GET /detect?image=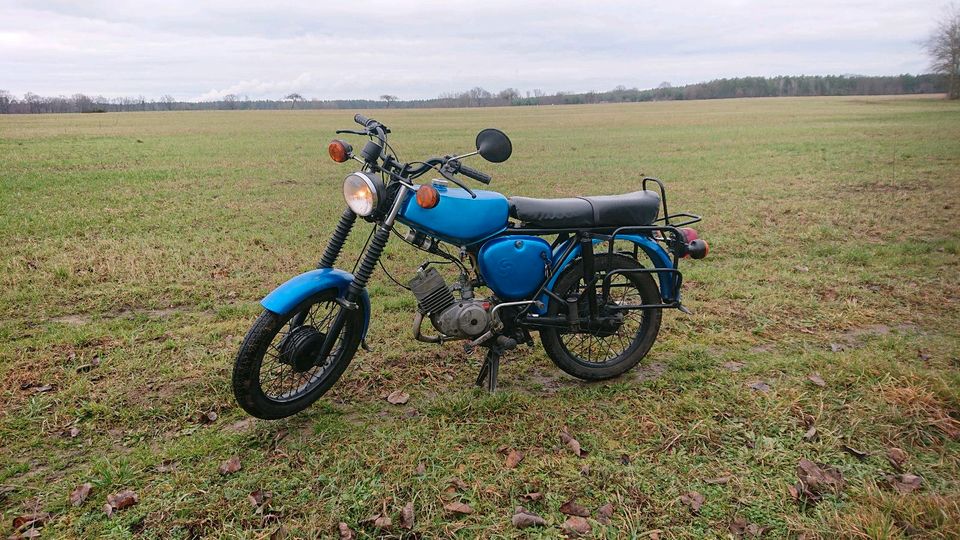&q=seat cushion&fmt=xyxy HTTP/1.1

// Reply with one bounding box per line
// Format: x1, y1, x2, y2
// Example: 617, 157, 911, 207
508, 190, 660, 228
